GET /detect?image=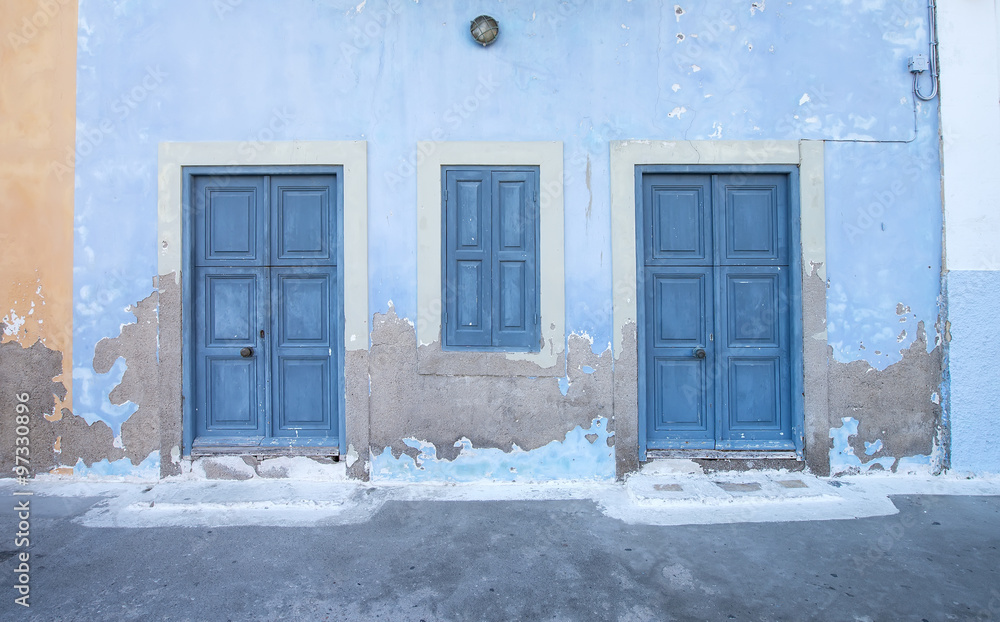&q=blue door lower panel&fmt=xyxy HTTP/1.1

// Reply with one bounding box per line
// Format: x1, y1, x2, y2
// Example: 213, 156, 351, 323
643, 266, 715, 448
193, 267, 268, 443
270, 267, 337, 442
